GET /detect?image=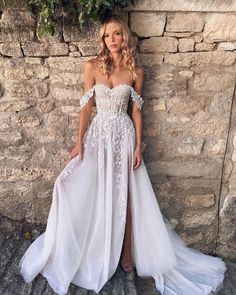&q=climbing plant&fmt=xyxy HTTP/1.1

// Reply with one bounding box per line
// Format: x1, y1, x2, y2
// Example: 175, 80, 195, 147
25, 0, 135, 38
